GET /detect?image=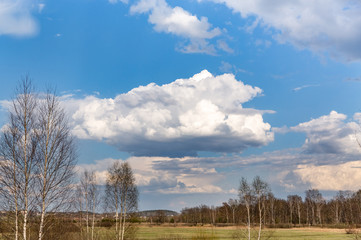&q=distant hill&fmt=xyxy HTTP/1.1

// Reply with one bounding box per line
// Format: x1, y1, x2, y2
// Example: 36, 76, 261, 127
138, 210, 179, 217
